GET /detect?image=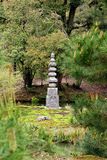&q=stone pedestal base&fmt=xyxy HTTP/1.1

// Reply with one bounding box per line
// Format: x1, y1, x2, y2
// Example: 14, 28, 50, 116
46, 88, 59, 108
